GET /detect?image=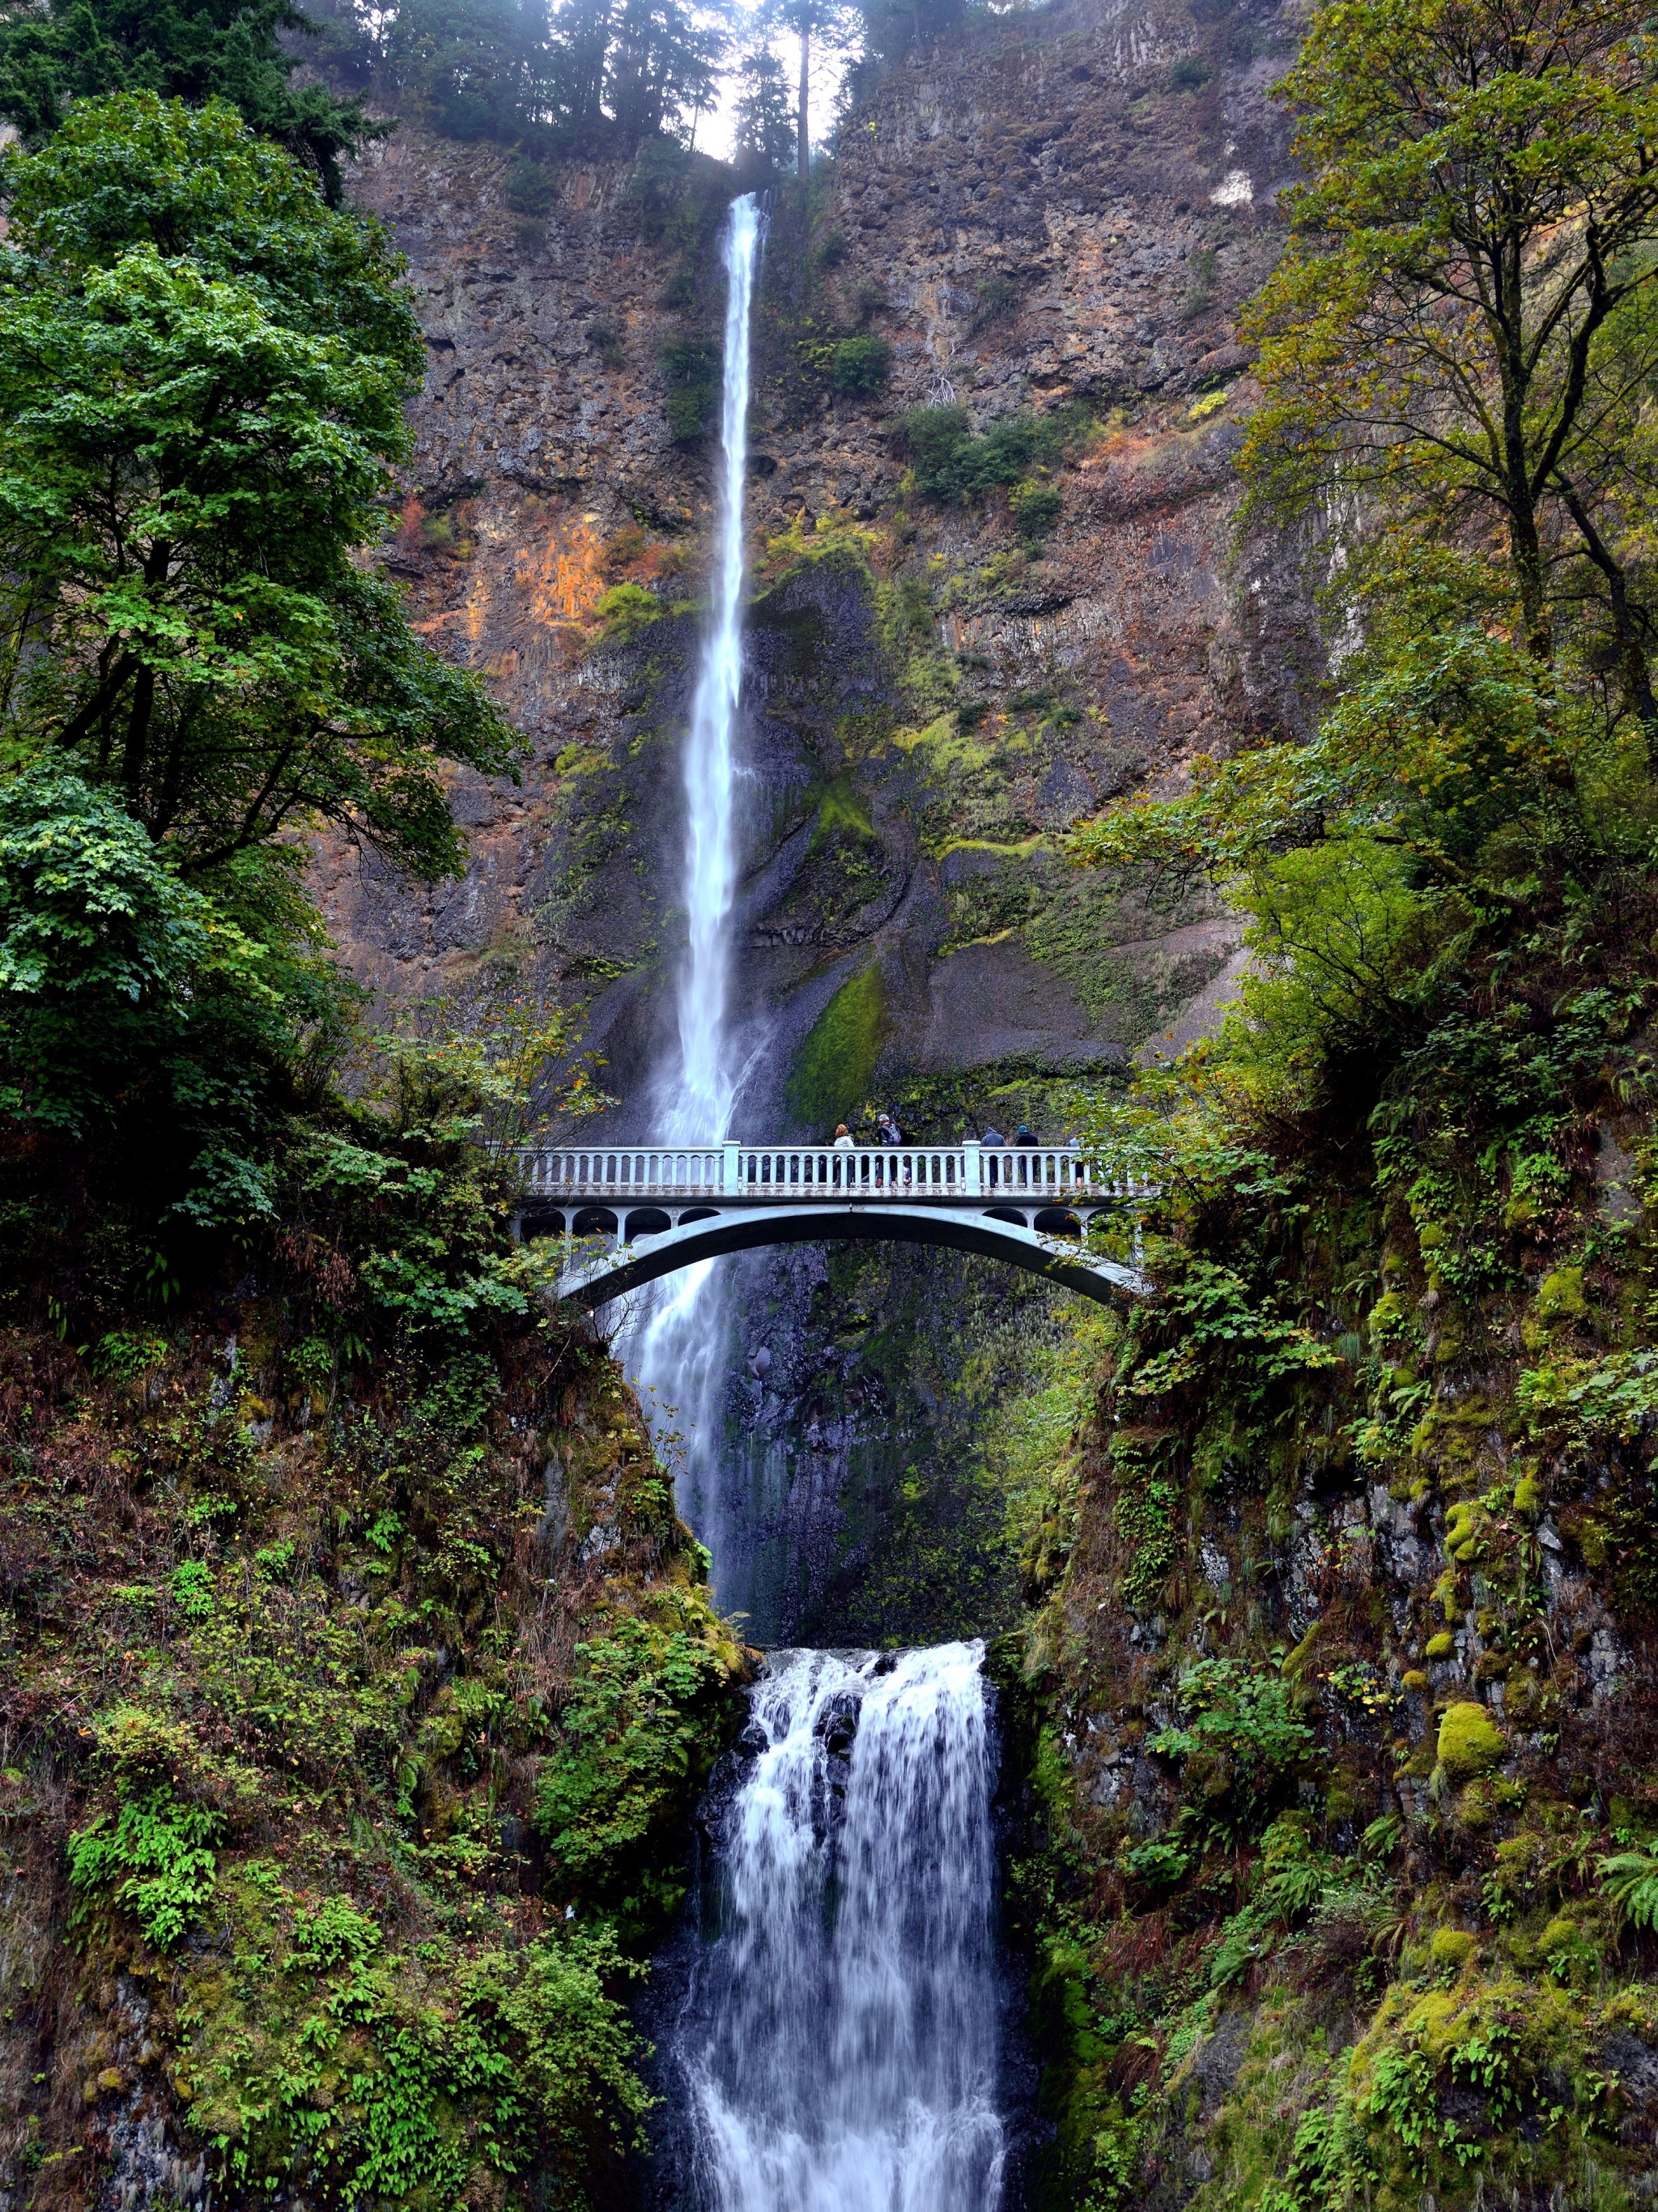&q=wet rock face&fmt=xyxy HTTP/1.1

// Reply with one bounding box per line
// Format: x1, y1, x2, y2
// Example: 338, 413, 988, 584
325, 0, 1318, 1080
